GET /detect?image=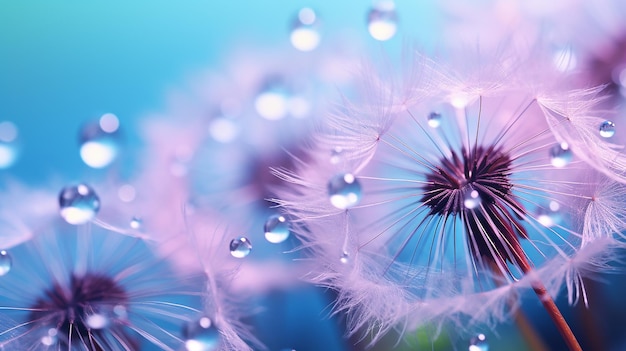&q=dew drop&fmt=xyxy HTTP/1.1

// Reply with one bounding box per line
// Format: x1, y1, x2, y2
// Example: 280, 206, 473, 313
328, 173, 362, 209
367, 1, 398, 41
59, 183, 100, 225
184, 316, 220, 351
549, 142, 573, 168
427, 112, 442, 128
79, 114, 120, 168
0, 250, 12, 276
468, 333, 488, 351
230, 237, 252, 258
463, 189, 481, 209
264, 215, 290, 244
599, 120, 615, 138
536, 201, 561, 227
255, 81, 290, 121
130, 217, 143, 229
40, 328, 58, 346
340, 251, 350, 264
290, 8, 321, 52
86, 312, 109, 329
330, 147, 344, 164
0, 121, 19, 169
